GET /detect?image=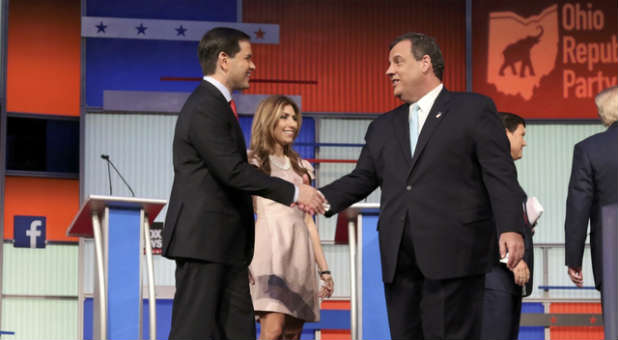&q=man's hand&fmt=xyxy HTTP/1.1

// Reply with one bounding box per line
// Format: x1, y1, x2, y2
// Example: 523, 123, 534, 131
296, 184, 326, 215
511, 260, 530, 286
568, 267, 584, 287
499, 231, 524, 269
